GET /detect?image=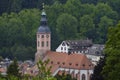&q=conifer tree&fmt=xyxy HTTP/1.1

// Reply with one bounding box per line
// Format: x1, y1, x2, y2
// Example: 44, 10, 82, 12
91, 56, 105, 80
7, 58, 21, 78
